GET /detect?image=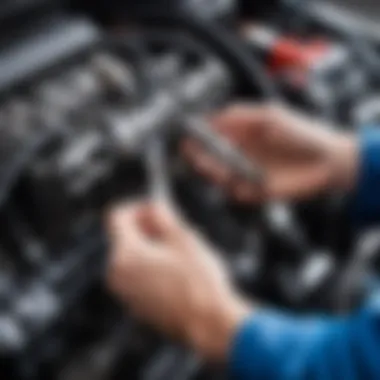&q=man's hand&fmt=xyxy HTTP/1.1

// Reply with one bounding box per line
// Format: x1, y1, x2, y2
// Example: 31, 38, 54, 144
107, 201, 250, 361
183, 104, 359, 203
